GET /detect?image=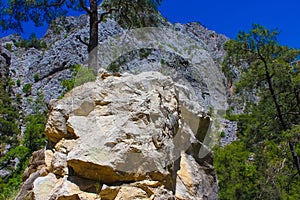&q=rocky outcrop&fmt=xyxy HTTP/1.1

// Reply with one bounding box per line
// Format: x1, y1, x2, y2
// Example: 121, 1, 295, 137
17, 71, 217, 199
0, 10, 229, 114
0, 47, 11, 83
